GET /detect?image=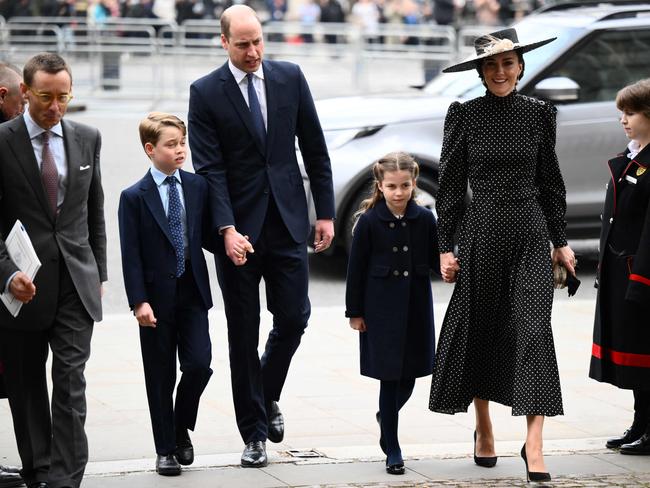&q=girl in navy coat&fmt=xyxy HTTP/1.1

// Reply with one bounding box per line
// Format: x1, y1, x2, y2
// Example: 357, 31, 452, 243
345, 152, 439, 475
